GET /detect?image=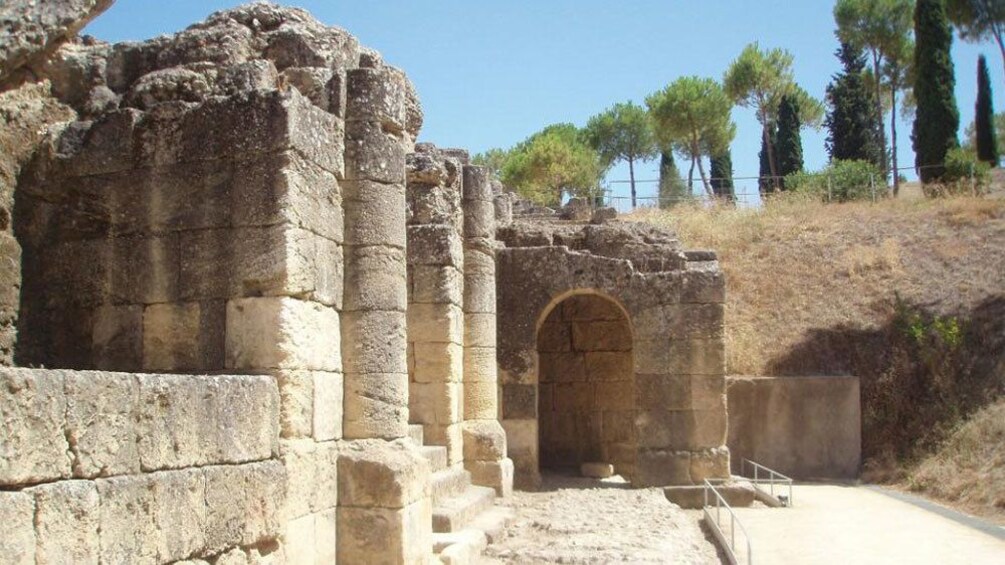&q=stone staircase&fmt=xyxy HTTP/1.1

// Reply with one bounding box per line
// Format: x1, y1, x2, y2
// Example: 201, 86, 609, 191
408, 425, 514, 564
